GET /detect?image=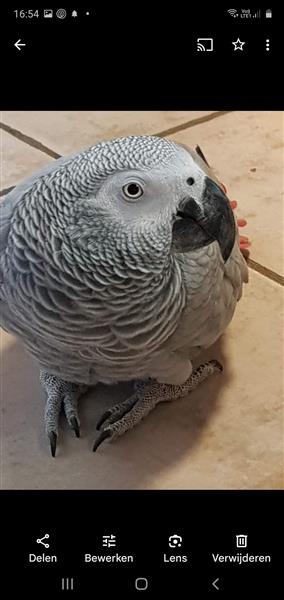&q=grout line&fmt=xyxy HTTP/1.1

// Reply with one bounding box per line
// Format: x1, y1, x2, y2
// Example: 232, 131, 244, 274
154, 110, 234, 138
0, 110, 232, 196
247, 258, 284, 286
0, 122, 61, 159
0, 111, 233, 165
